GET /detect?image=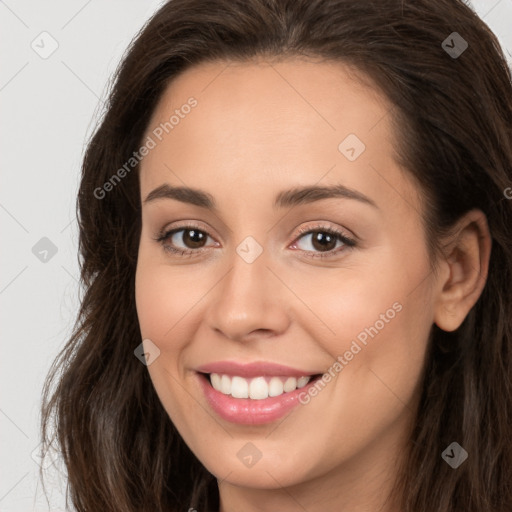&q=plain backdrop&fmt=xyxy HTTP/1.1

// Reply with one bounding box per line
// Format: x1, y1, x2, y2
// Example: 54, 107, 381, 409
1, 1, 511, 510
